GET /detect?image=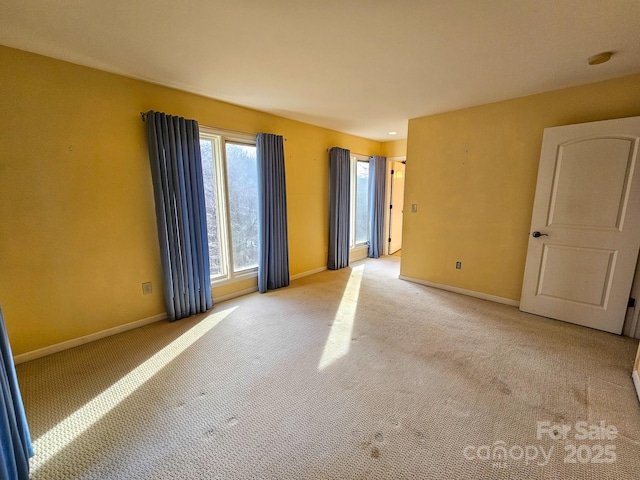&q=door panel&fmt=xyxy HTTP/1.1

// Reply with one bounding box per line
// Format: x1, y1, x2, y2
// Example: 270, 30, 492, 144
536, 245, 615, 306
549, 138, 634, 229
520, 116, 640, 334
